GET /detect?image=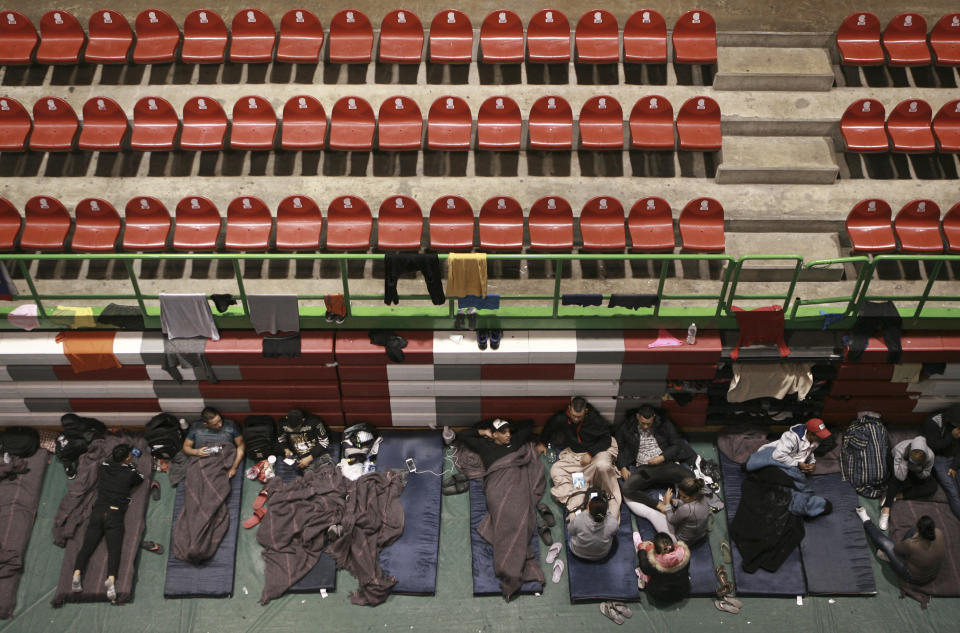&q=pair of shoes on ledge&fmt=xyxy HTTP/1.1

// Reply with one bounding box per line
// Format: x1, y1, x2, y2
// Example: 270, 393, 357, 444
477, 329, 503, 350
